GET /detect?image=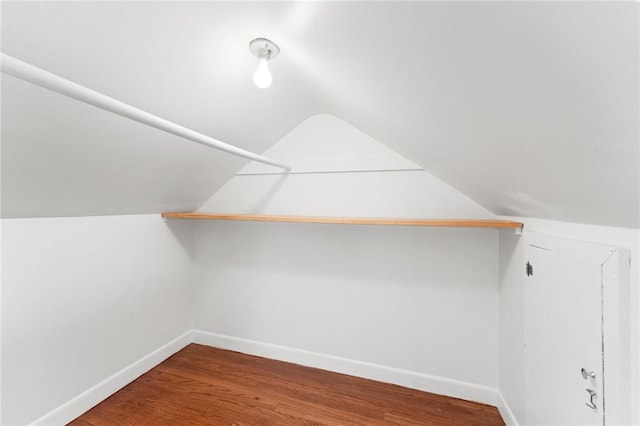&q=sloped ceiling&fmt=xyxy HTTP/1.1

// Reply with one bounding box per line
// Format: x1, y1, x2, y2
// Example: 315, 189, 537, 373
1, 2, 638, 227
